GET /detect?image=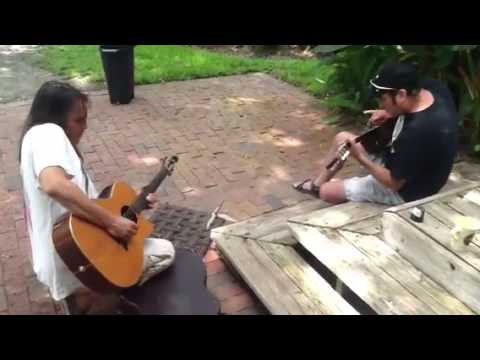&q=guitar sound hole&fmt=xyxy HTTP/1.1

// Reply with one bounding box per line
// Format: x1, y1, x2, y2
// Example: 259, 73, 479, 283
121, 206, 138, 223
